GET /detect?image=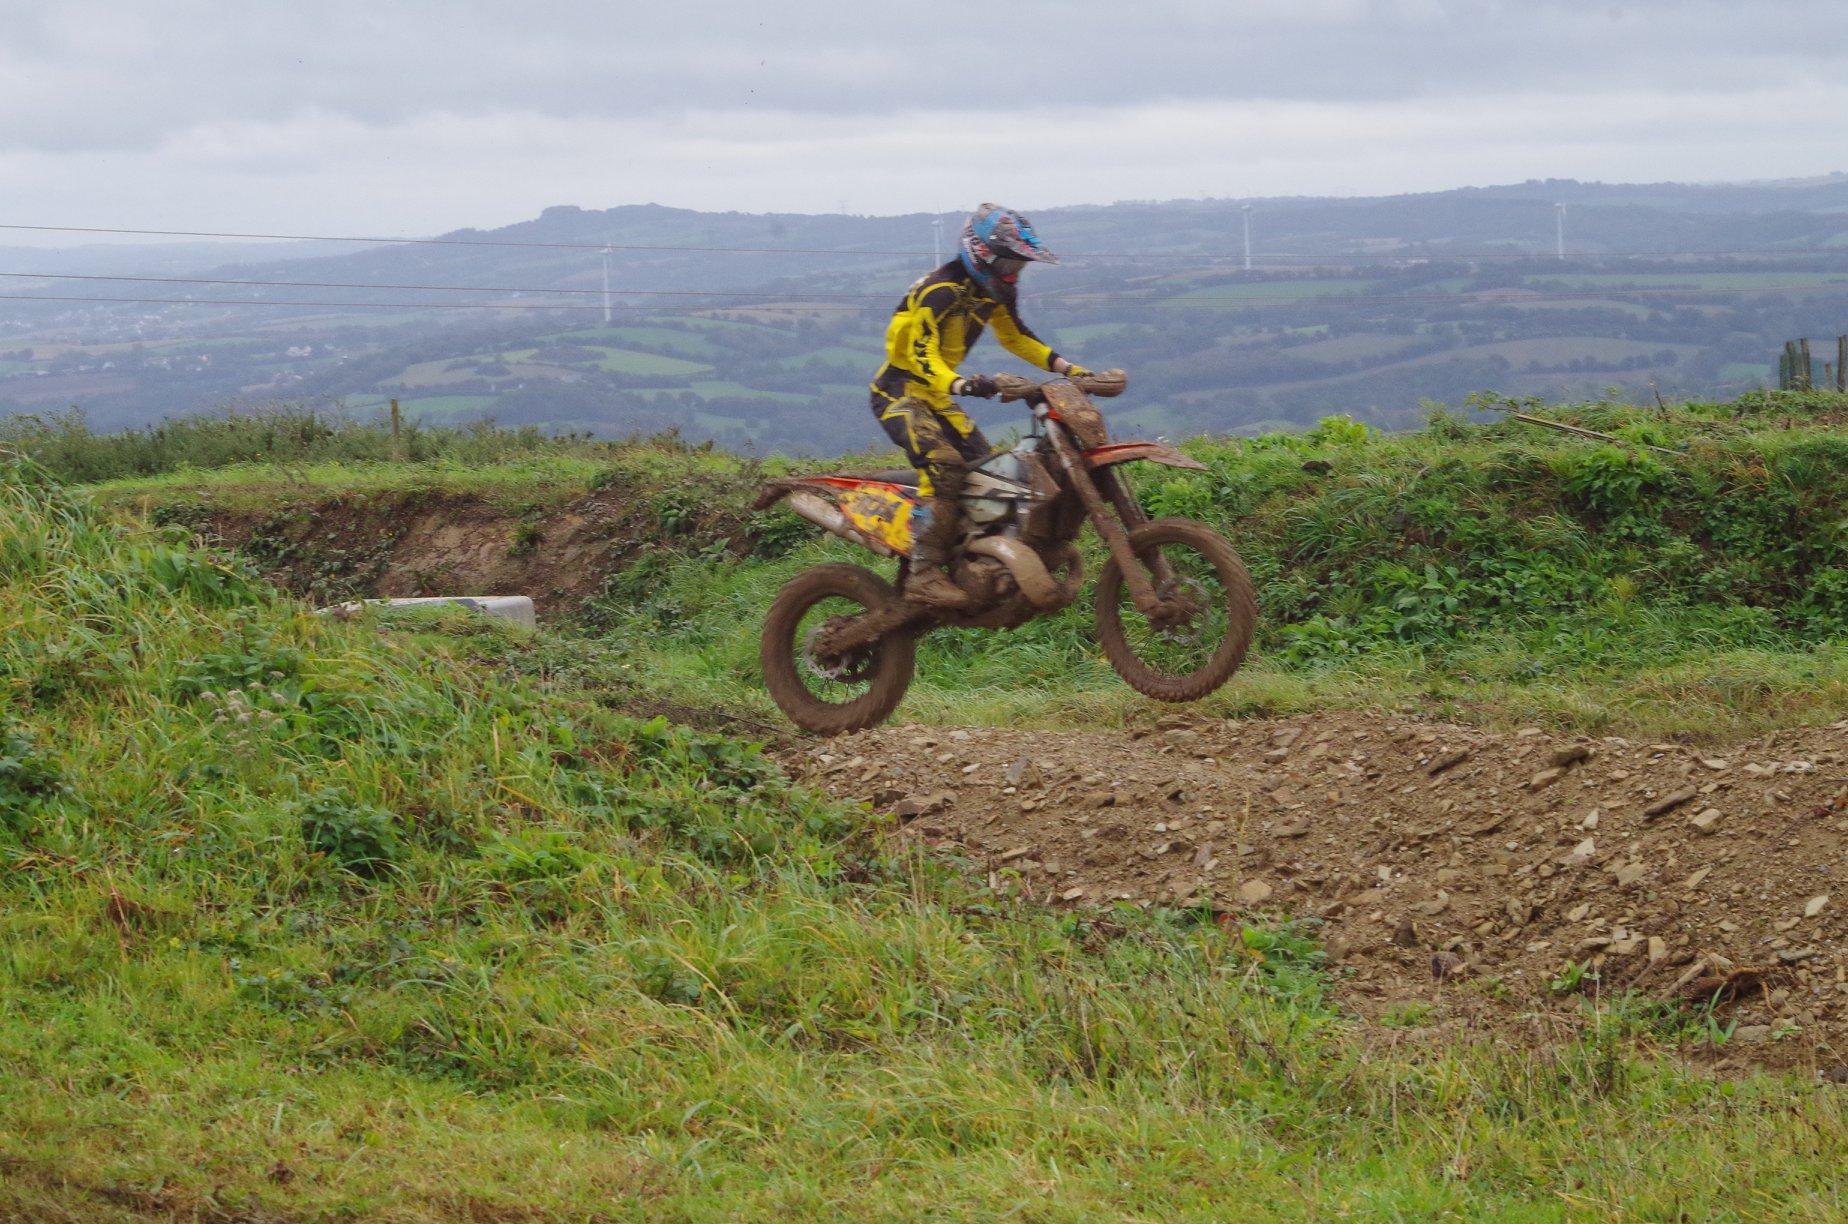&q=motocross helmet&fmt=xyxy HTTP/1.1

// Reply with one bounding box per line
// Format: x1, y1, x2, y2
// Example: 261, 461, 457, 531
960, 203, 1058, 292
